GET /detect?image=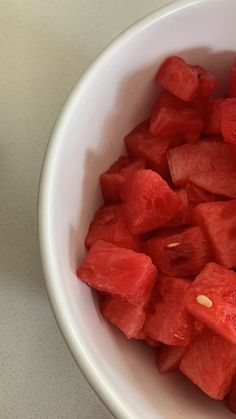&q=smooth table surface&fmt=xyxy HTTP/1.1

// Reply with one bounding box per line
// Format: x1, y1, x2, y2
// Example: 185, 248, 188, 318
0, 1, 171, 418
